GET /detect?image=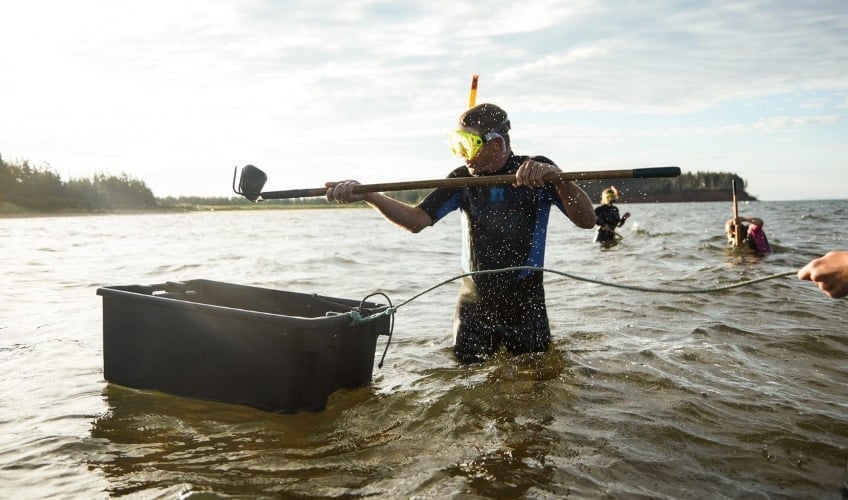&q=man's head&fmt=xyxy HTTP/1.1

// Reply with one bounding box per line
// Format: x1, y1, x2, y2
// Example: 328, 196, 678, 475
458, 103, 511, 136
449, 103, 512, 174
